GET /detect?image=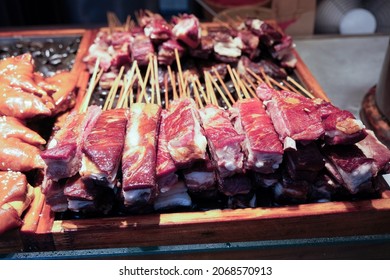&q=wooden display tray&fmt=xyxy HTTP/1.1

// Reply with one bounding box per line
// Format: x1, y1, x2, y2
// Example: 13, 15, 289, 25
1, 26, 389, 255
